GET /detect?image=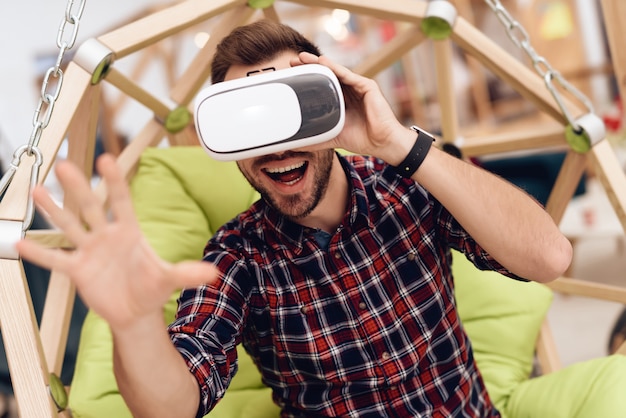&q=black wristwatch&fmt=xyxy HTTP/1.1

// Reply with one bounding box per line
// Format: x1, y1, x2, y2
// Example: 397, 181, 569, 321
393, 125, 435, 178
